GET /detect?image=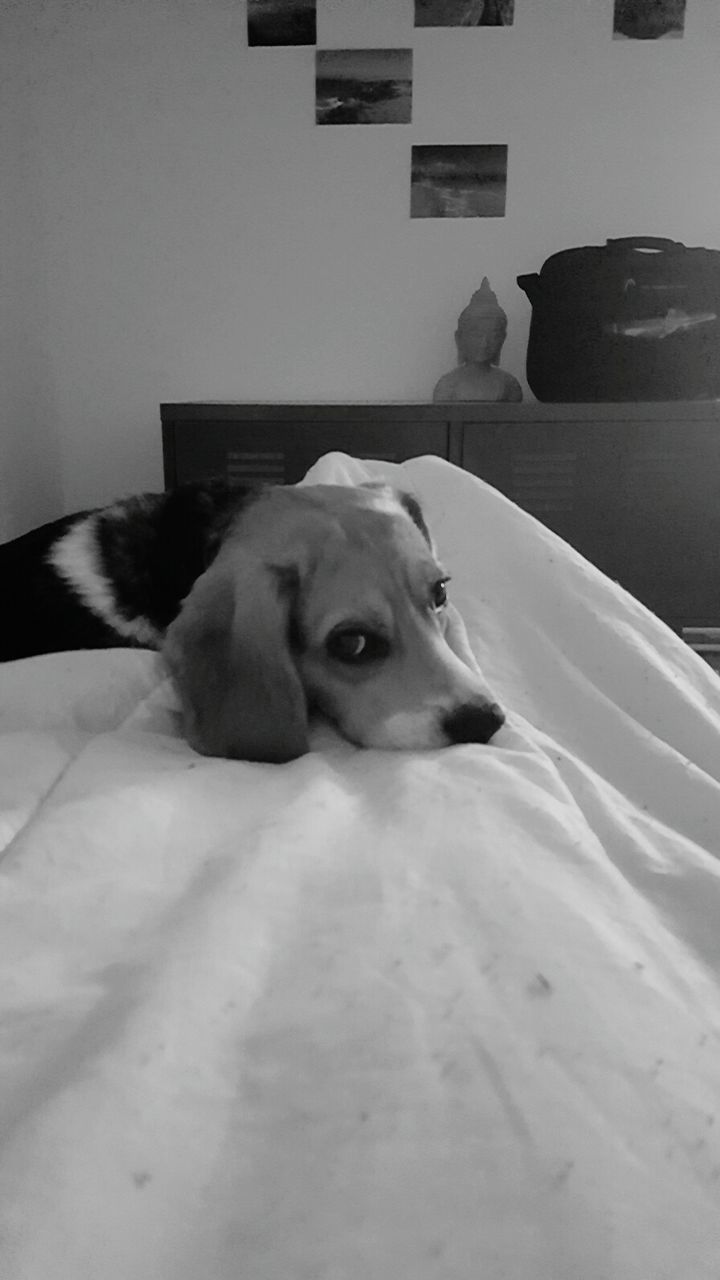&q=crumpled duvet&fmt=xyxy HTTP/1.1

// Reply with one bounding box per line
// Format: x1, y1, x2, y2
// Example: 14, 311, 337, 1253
1, 452, 719, 1280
